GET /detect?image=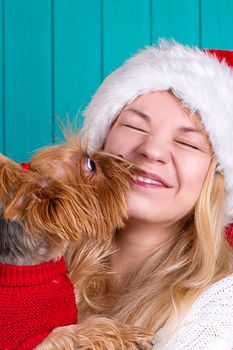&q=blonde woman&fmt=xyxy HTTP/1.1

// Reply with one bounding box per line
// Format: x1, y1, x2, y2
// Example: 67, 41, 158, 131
78, 41, 233, 349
